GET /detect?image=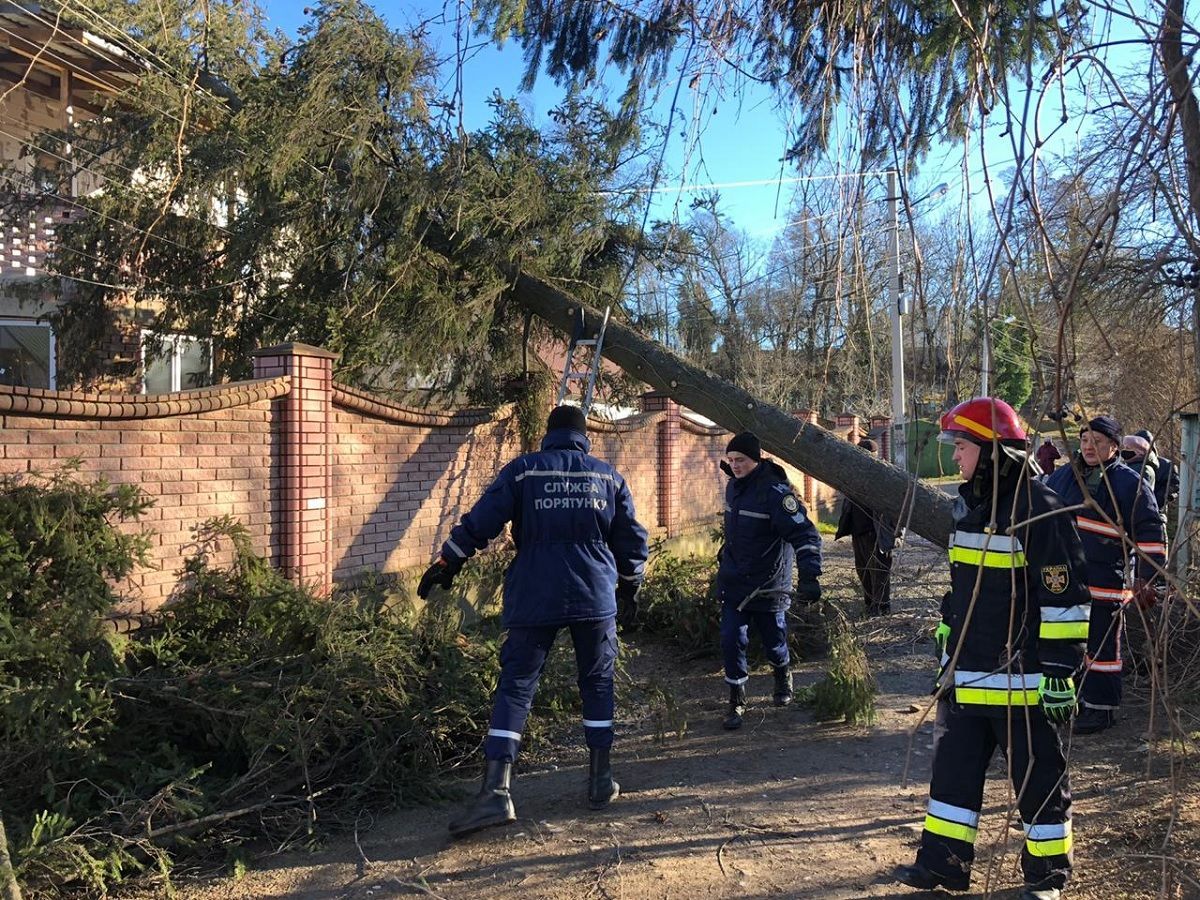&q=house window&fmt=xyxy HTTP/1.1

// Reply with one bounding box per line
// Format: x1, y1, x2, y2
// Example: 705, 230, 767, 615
0, 319, 55, 389
141, 331, 212, 393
